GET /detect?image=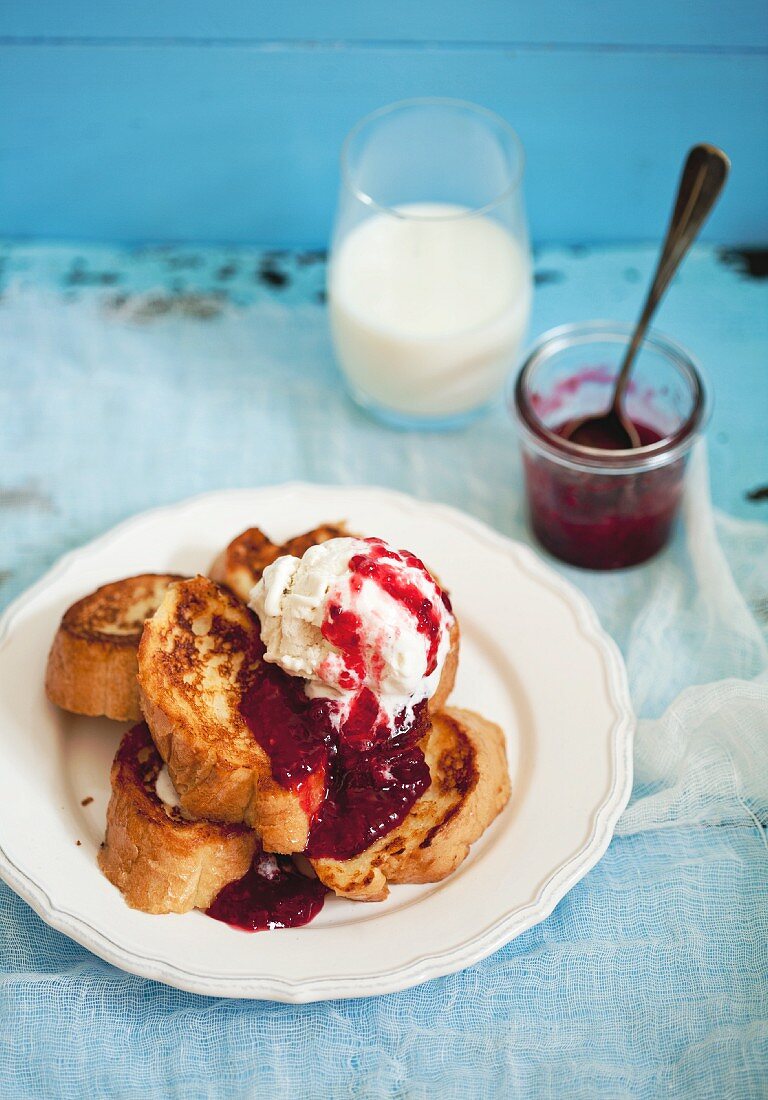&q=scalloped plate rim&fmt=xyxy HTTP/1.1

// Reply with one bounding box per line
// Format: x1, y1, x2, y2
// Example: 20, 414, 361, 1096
0, 484, 634, 1002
